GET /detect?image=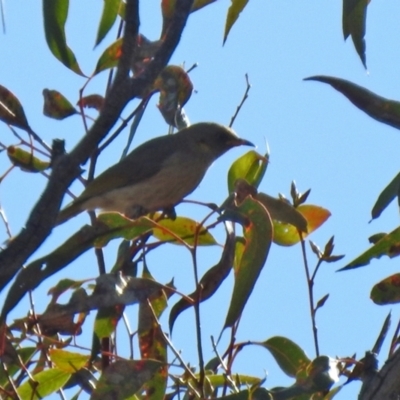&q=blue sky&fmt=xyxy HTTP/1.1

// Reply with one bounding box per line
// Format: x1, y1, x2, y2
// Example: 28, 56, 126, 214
1, 1, 400, 399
